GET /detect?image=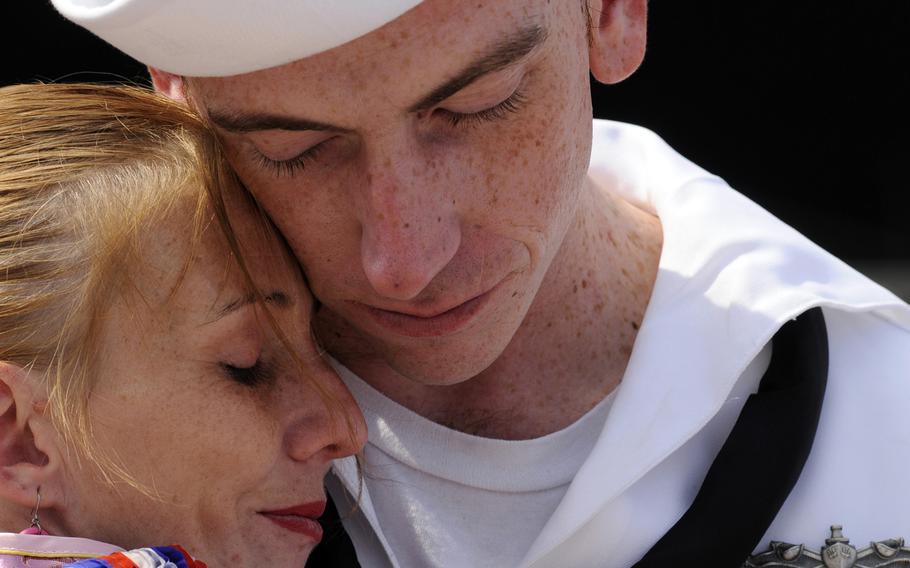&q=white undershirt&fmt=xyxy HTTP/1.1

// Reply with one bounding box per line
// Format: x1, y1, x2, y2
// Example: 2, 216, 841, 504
334, 364, 617, 568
